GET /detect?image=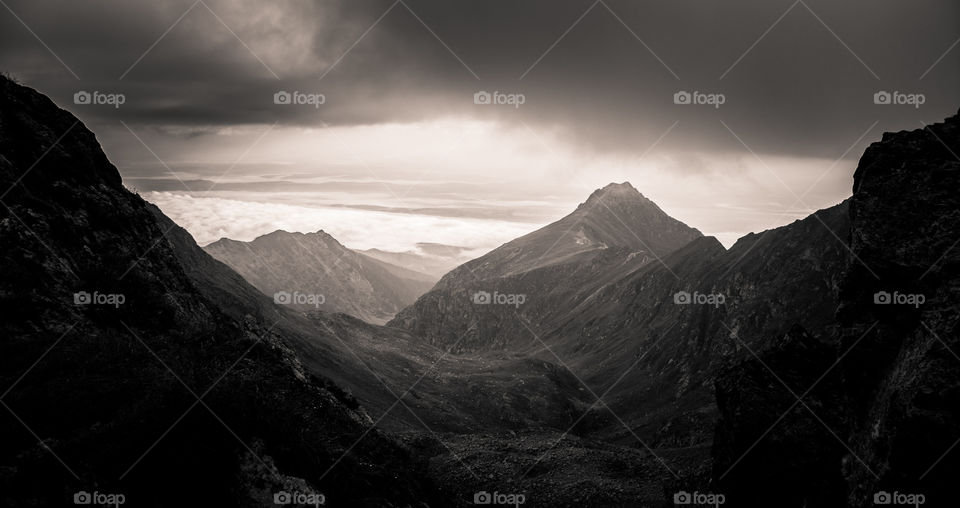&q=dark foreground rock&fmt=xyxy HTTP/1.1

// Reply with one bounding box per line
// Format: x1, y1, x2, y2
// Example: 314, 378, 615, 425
0, 74, 446, 506
712, 111, 960, 507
